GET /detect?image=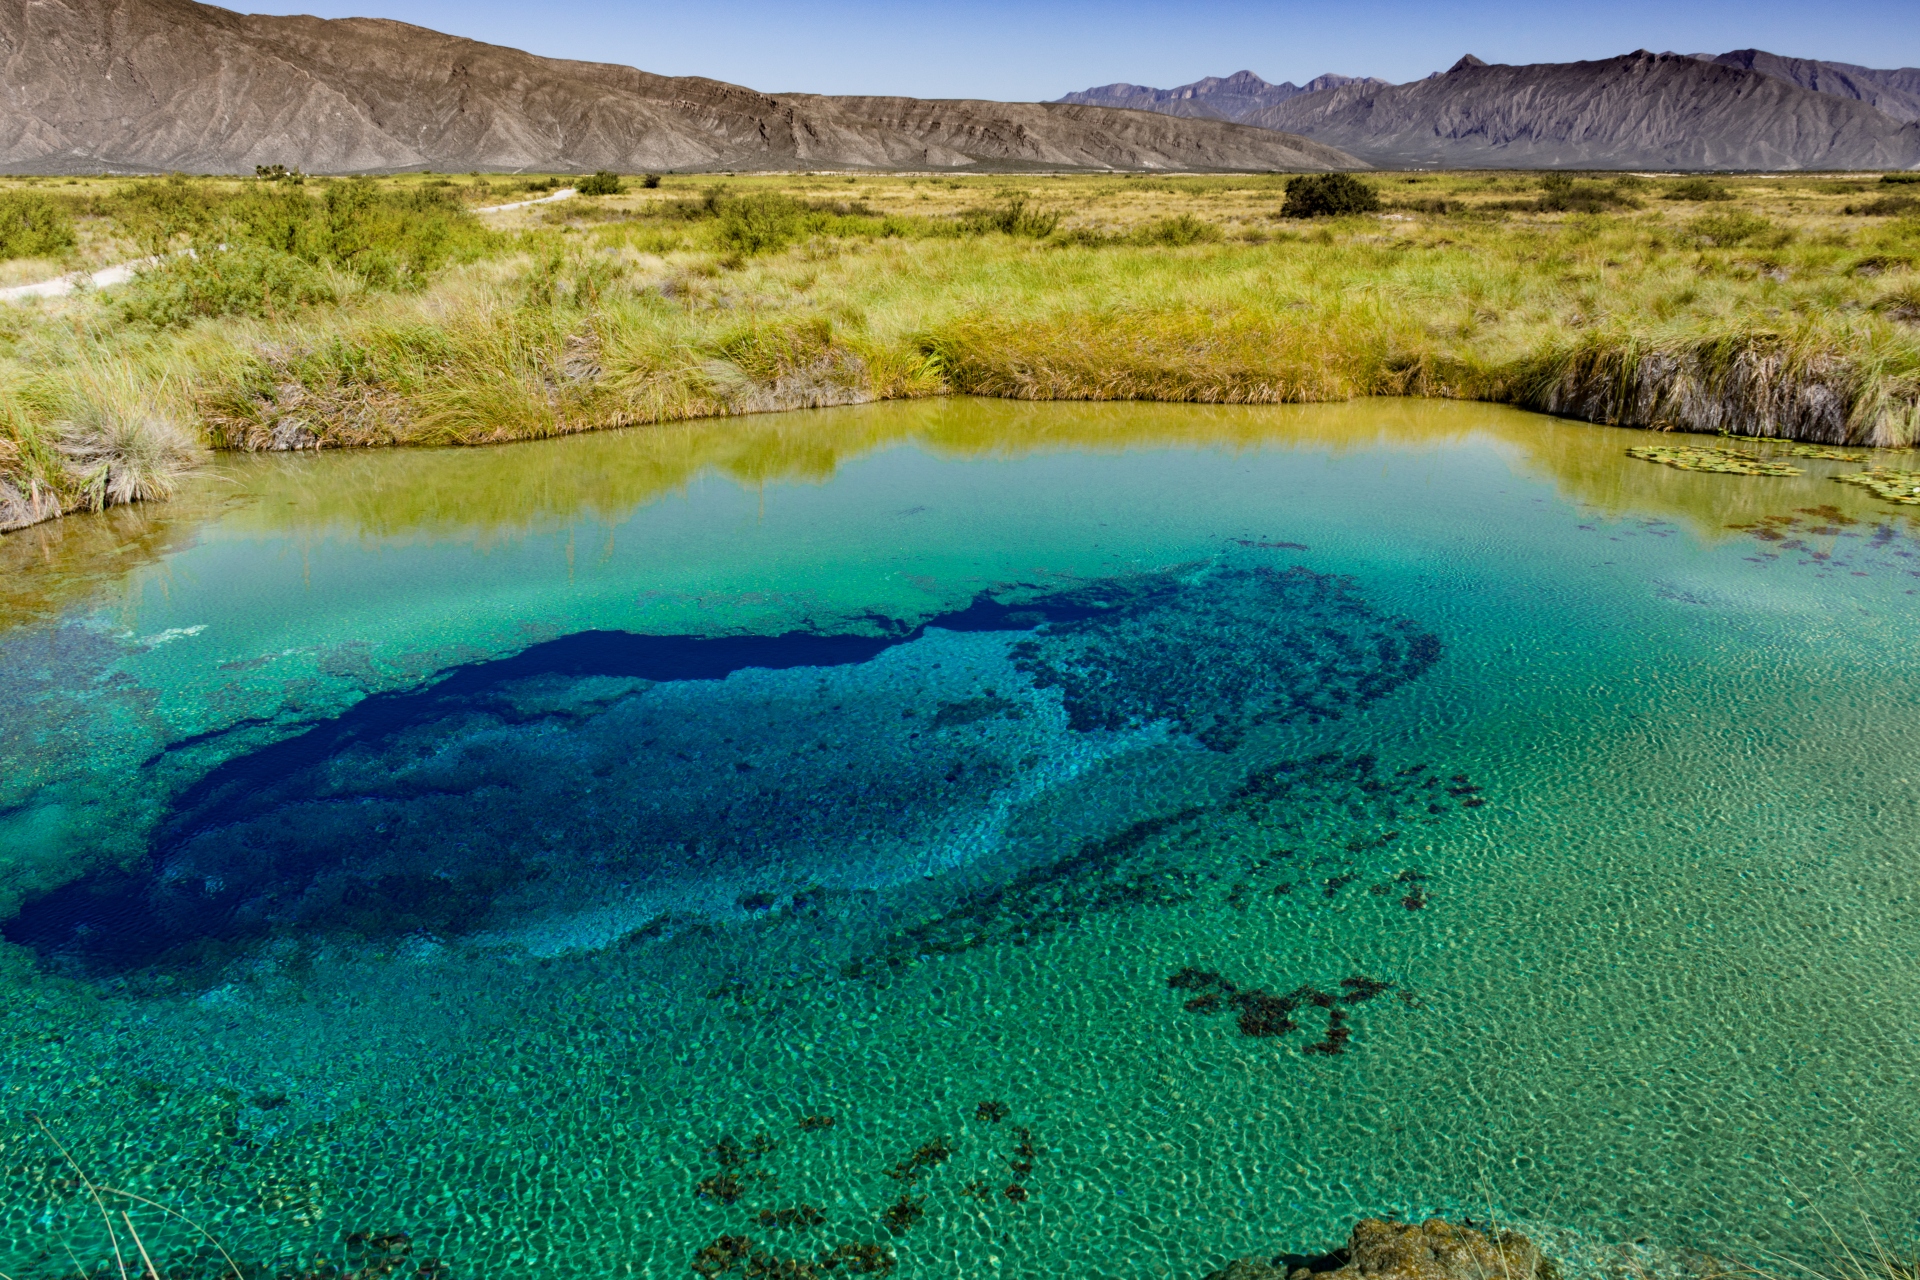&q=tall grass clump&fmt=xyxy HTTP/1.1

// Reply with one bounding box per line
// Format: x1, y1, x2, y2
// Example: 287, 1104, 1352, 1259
47, 366, 201, 508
